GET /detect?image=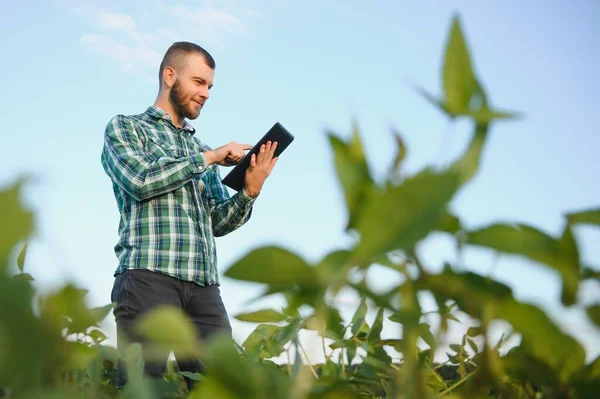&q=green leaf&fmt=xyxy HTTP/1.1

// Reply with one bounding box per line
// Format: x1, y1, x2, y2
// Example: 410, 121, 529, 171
442, 15, 476, 113
41, 285, 111, 335
466, 326, 484, 337
0, 178, 34, 268
351, 297, 368, 336
192, 334, 257, 398
234, 309, 287, 323
315, 249, 352, 290
417, 265, 513, 319
466, 336, 478, 353
492, 299, 586, 382
352, 168, 461, 263
367, 307, 384, 344
567, 208, 600, 227
413, 84, 451, 116
389, 309, 420, 326
274, 317, 301, 347
88, 329, 108, 344
448, 122, 489, 187
224, 246, 316, 288
327, 123, 374, 230
465, 108, 522, 123
16, 242, 27, 272
586, 304, 600, 327
582, 266, 600, 281
134, 305, 200, 359
464, 223, 580, 305
389, 127, 407, 176
12, 272, 34, 282
242, 324, 283, 359
418, 323, 437, 348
